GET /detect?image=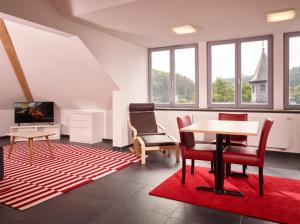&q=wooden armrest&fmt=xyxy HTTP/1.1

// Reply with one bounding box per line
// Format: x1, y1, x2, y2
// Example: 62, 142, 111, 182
168, 134, 179, 144
128, 120, 137, 138
157, 123, 166, 133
